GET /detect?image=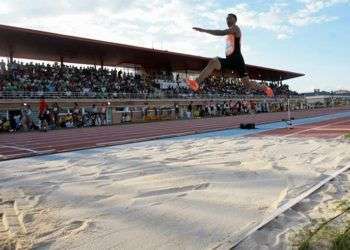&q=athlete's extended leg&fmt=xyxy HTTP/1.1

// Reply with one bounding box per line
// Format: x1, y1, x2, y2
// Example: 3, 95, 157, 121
241, 76, 258, 90
197, 57, 221, 84
241, 76, 274, 97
